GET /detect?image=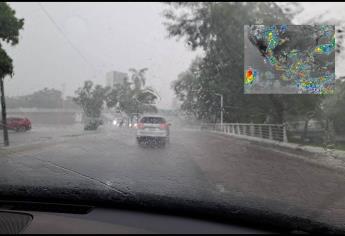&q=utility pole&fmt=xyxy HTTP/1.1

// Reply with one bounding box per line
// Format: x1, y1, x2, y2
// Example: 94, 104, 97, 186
61, 83, 66, 110
0, 78, 9, 146
215, 93, 223, 129
136, 99, 139, 125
